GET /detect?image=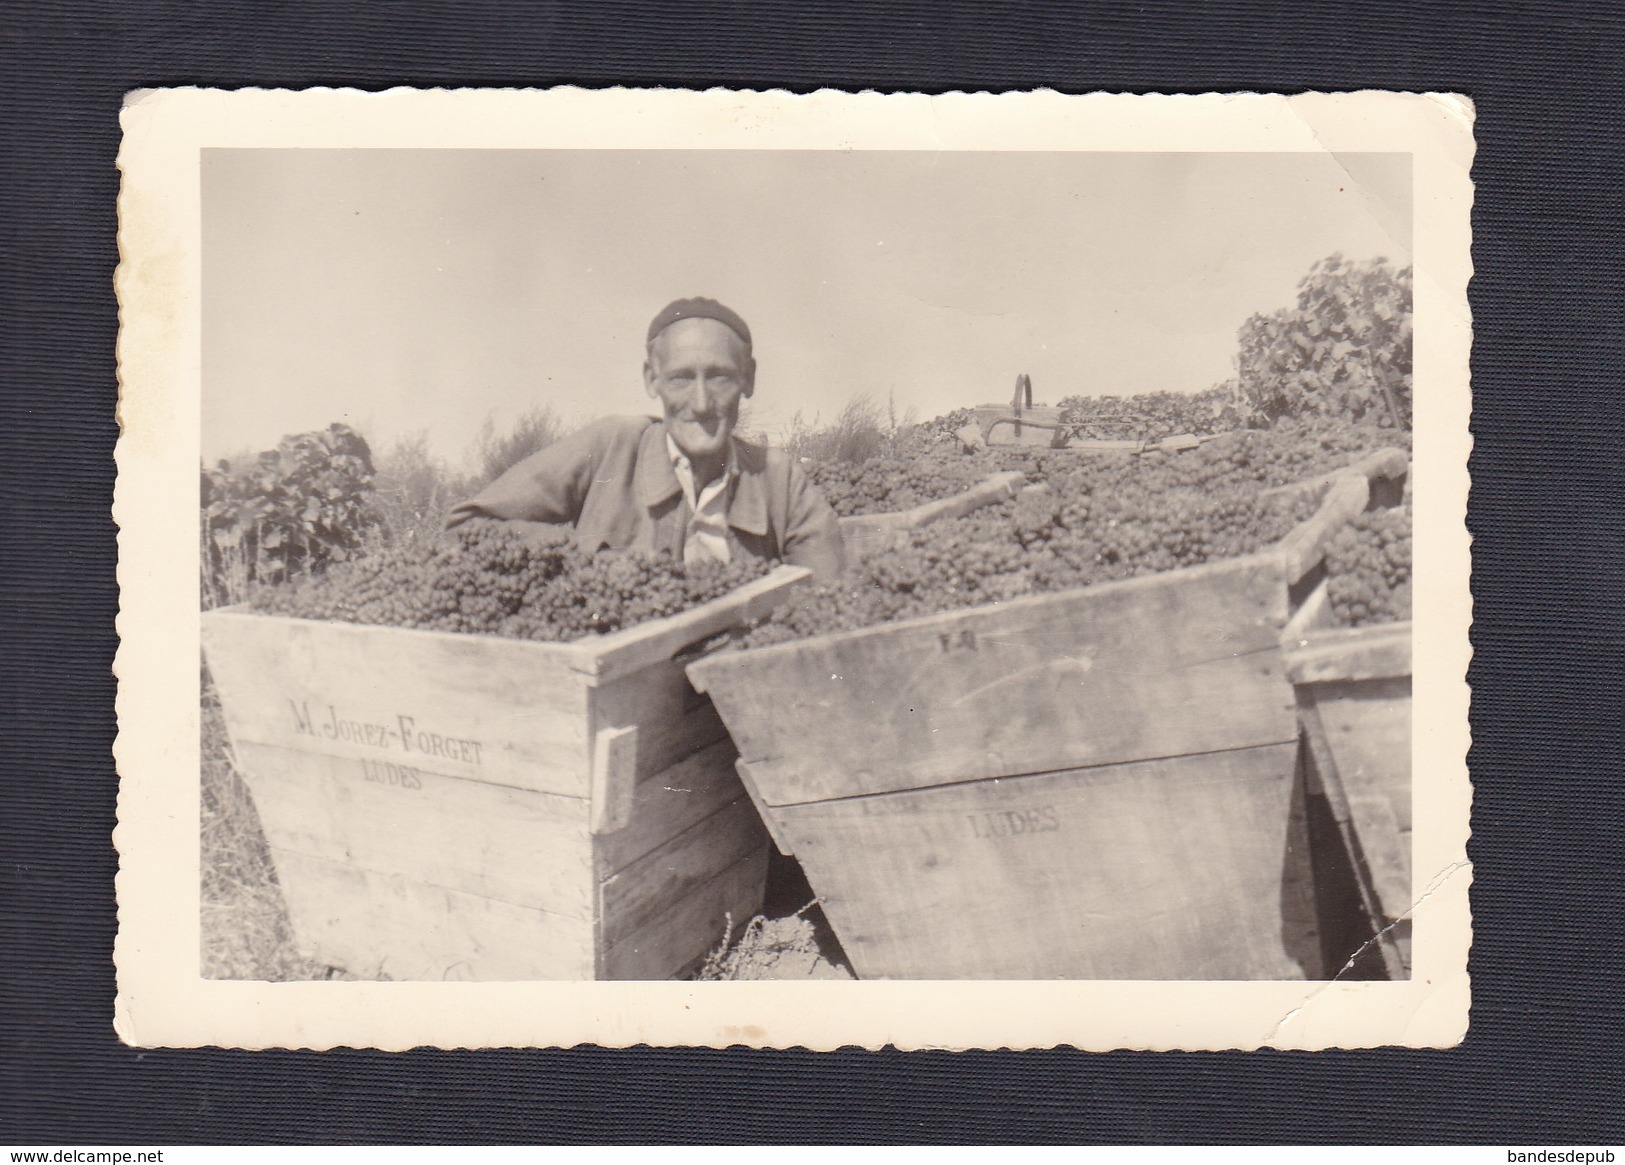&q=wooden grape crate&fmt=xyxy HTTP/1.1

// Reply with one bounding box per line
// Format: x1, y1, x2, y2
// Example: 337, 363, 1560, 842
688, 449, 1409, 981
838, 470, 1027, 563
1282, 578, 1413, 976
202, 564, 809, 981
